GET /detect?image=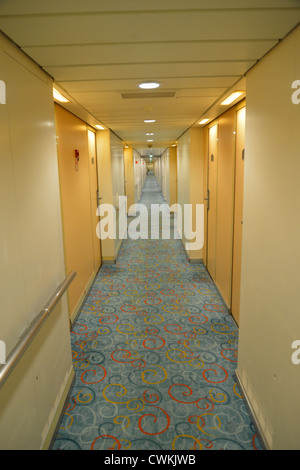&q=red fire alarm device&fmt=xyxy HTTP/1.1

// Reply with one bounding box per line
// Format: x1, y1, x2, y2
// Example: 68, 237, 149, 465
75, 149, 79, 171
